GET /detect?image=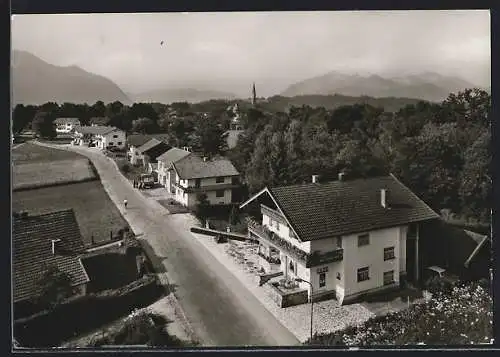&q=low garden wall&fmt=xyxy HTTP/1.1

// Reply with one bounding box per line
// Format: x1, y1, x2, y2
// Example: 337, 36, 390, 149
269, 282, 308, 308
14, 274, 163, 348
